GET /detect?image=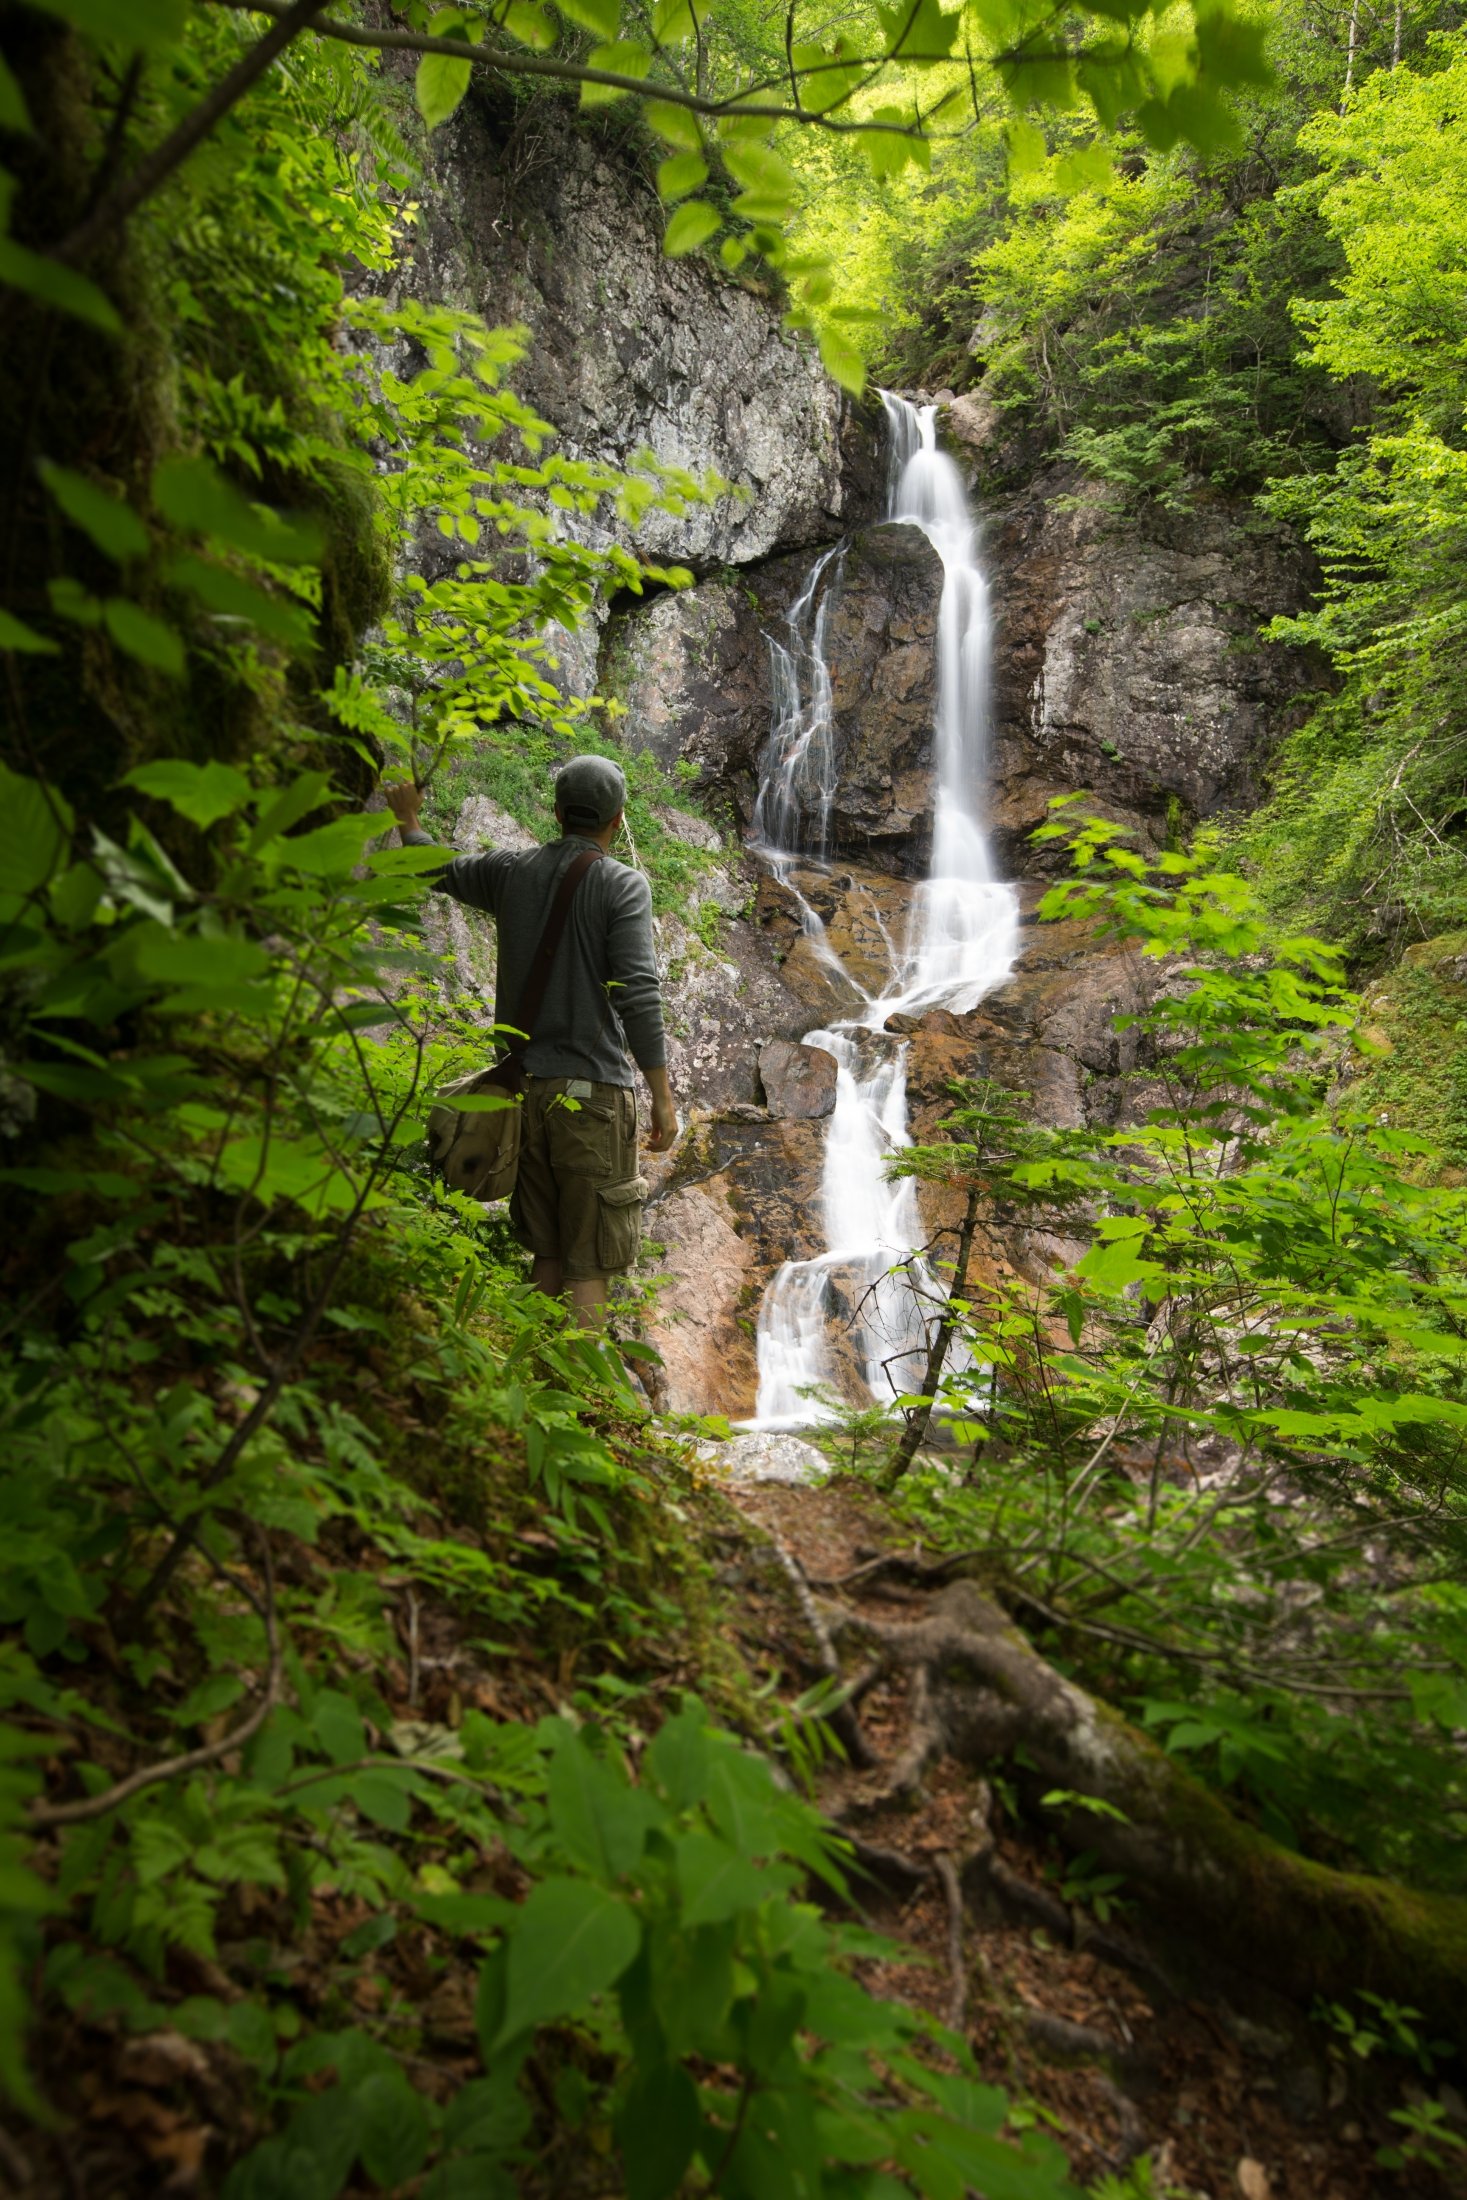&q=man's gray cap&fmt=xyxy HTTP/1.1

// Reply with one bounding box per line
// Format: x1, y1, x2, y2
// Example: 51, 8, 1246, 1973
555, 754, 626, 829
